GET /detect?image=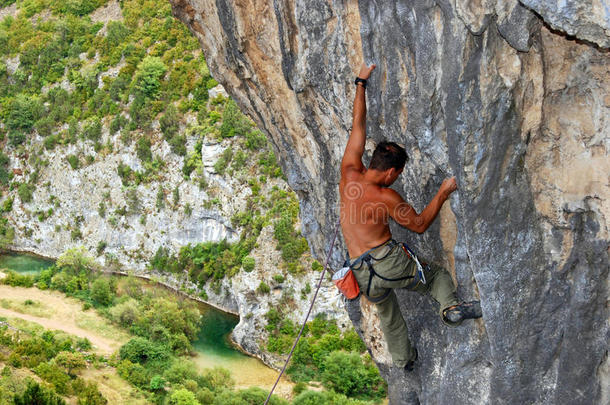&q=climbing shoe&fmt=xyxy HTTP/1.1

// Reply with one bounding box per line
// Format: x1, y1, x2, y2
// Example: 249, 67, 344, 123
443, 301, 482, 323
405, 348, 418, 372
